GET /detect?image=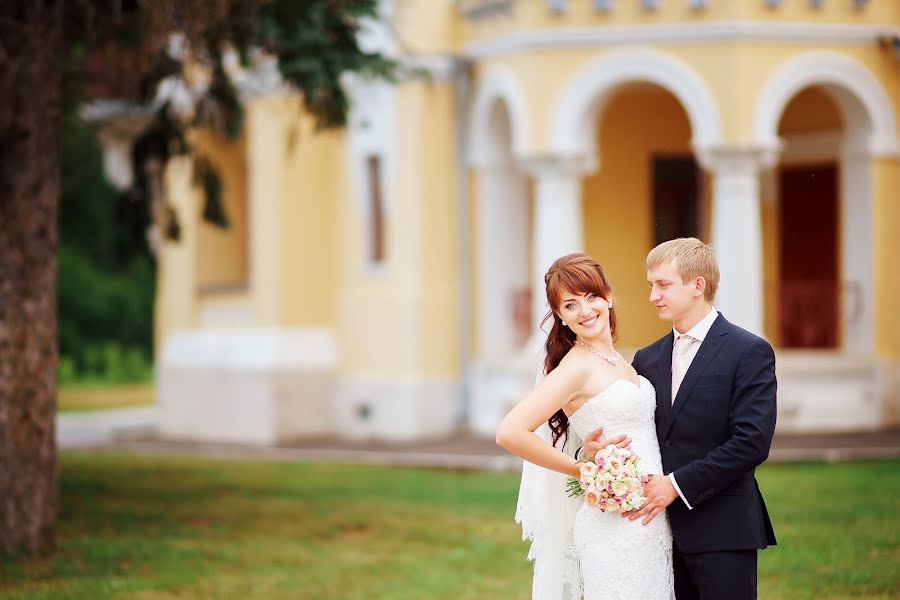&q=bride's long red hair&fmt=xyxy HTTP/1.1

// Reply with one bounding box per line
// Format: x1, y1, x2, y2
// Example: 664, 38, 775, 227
541, 253, 618, 447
